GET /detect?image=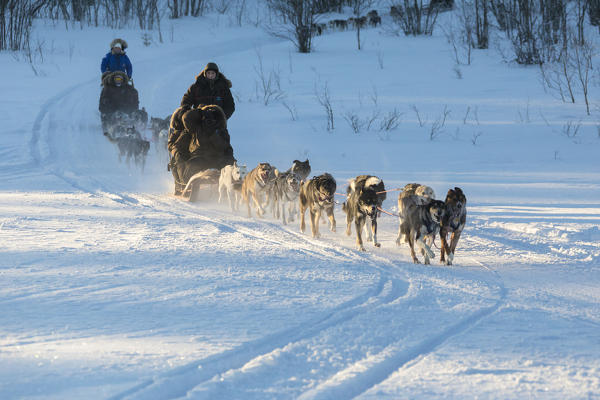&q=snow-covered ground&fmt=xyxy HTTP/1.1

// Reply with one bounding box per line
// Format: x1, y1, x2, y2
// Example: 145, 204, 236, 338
1, 8, 599, 399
